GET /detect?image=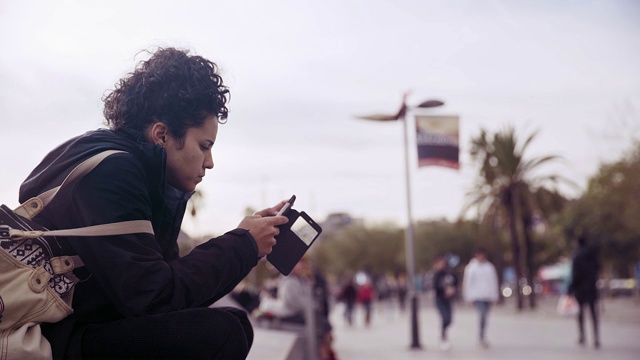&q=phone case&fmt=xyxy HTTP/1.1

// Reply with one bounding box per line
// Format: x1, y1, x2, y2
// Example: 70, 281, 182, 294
266, 209, 322, 275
